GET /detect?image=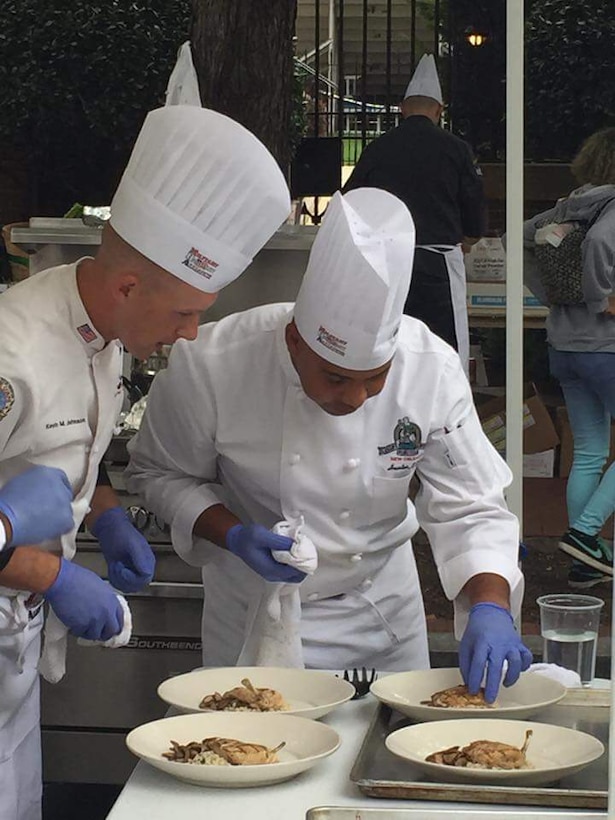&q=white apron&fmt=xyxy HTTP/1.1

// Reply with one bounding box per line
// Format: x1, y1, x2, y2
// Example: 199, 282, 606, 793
416, 244, 469, 374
